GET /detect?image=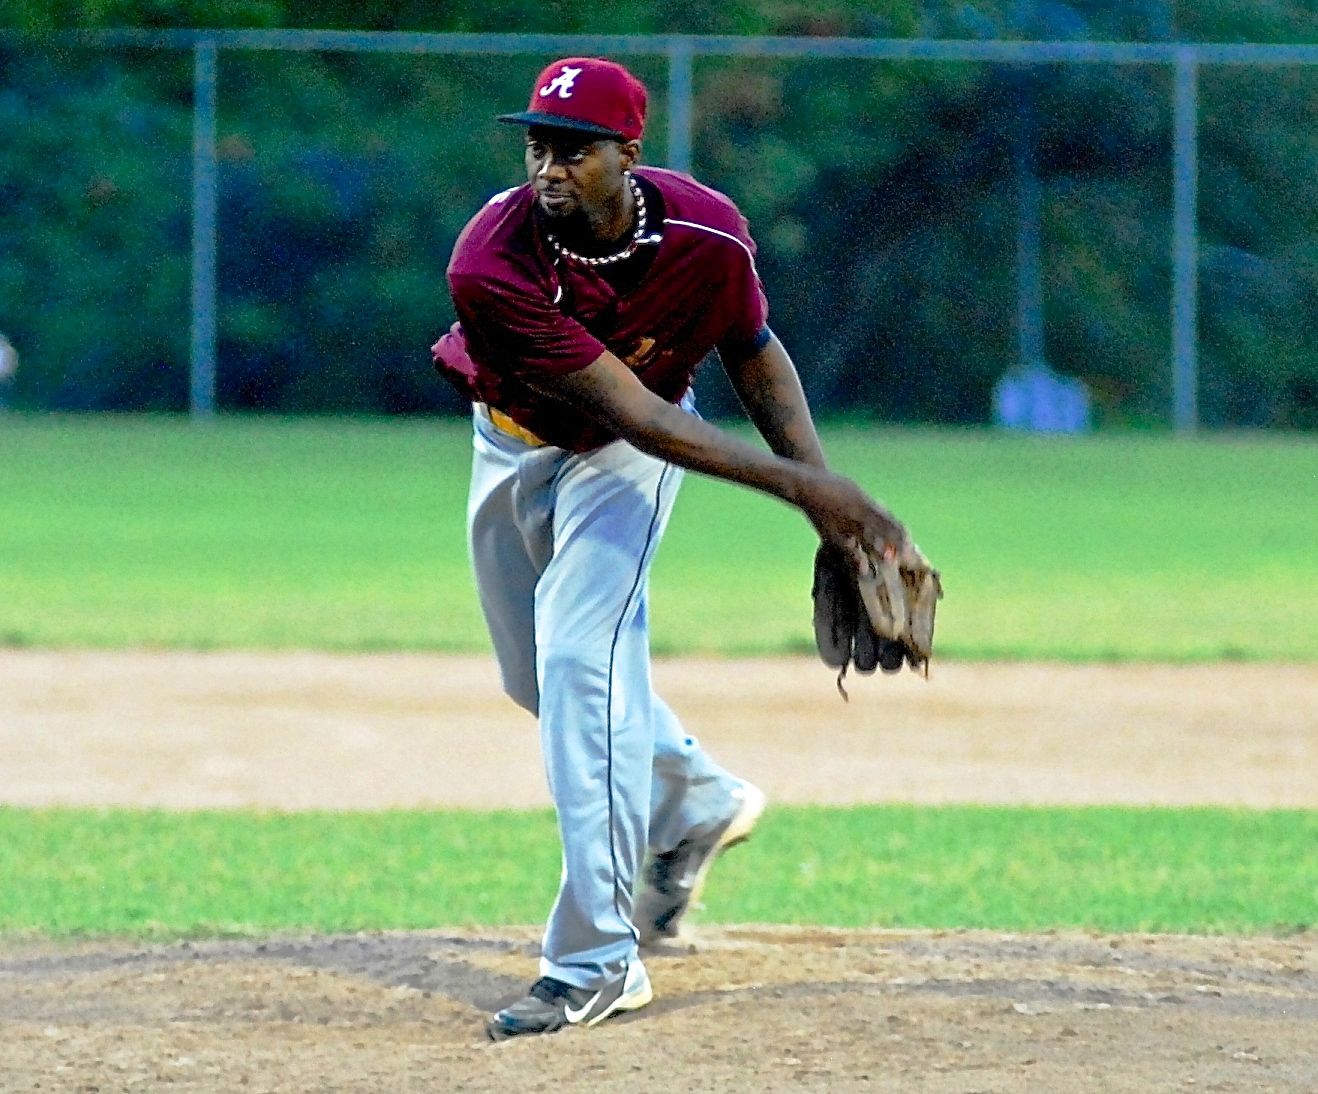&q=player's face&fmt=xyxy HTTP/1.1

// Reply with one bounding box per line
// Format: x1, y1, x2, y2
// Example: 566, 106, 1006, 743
525, 128, 630, 221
